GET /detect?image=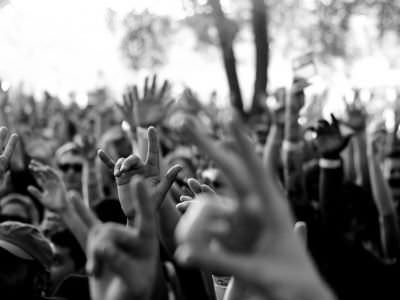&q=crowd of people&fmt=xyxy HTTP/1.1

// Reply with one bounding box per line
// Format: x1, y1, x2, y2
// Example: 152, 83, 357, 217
0, 73, 400, 300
